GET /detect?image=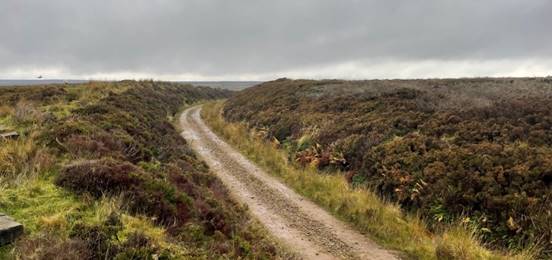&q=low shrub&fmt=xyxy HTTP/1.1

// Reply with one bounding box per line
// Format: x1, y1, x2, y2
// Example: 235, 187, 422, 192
115, 232, 168, 260
69, 213, 123, 260
64, 133, 126, 160
57, 159, 142, 198
69, 213, 170, 260
57, 158, 194, 227
14, 234, 91, 260
223, 78, 552, 255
